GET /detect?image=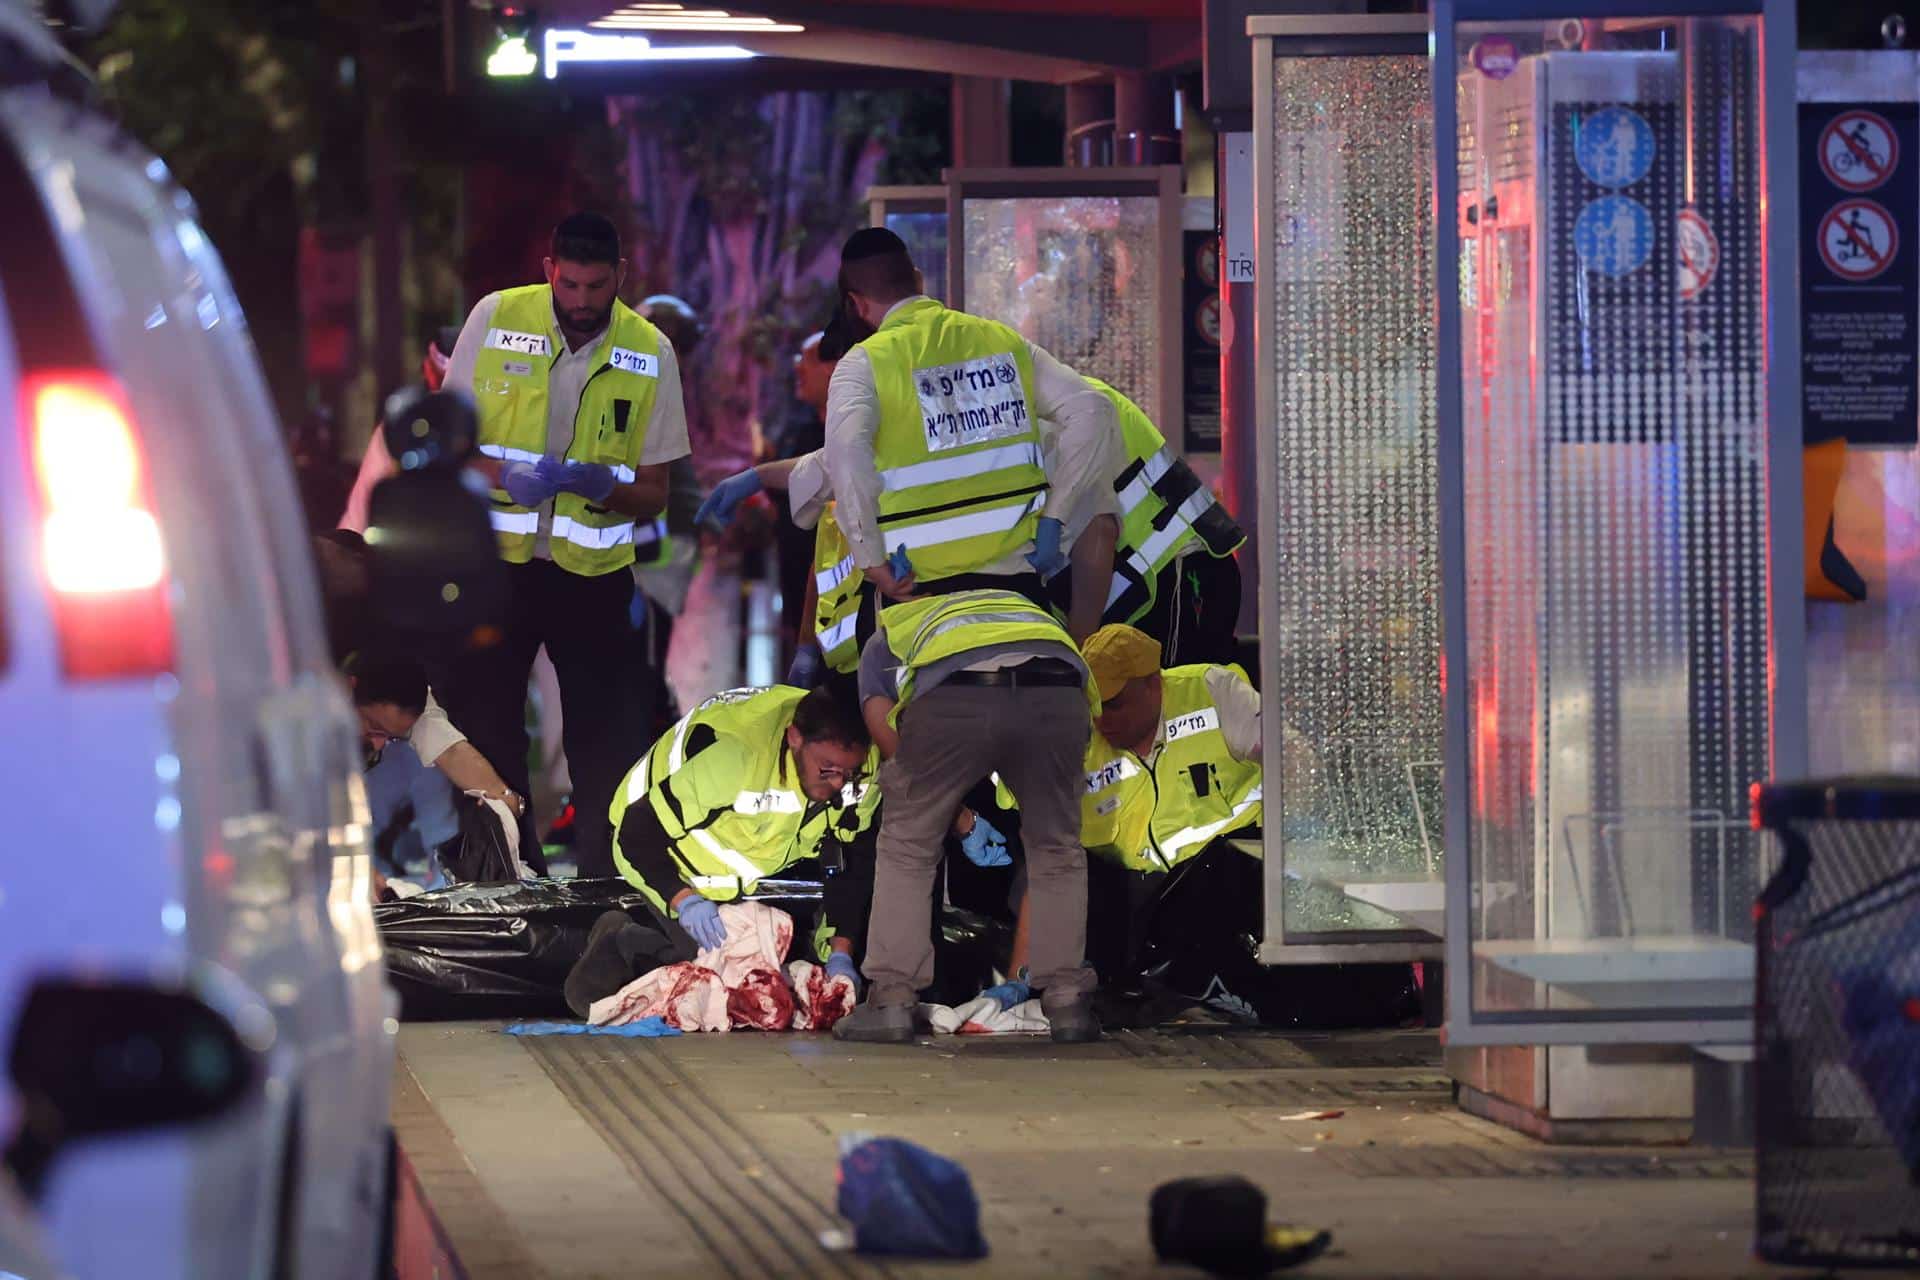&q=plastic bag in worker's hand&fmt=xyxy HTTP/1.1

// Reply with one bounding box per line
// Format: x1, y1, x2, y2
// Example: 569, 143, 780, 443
835, 1135, 987, 1259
